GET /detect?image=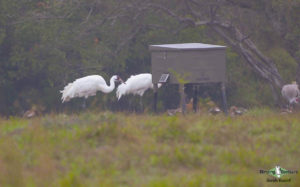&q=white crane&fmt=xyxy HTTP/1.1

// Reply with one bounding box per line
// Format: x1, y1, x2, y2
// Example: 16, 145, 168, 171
60, 75, 124, 107
116, 73, 161, 100
281, 82, 300, 110
116, 73, 162, 111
